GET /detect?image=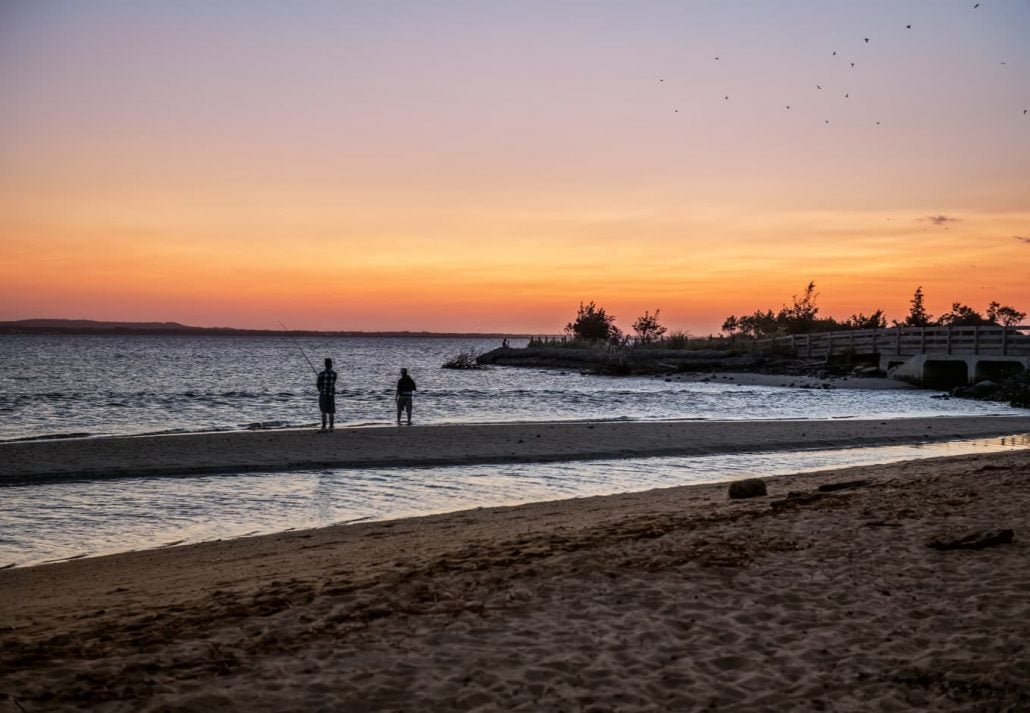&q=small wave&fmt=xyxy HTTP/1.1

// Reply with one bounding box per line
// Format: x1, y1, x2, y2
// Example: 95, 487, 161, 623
7, 432, 94, 442
243, 420, 294, 430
